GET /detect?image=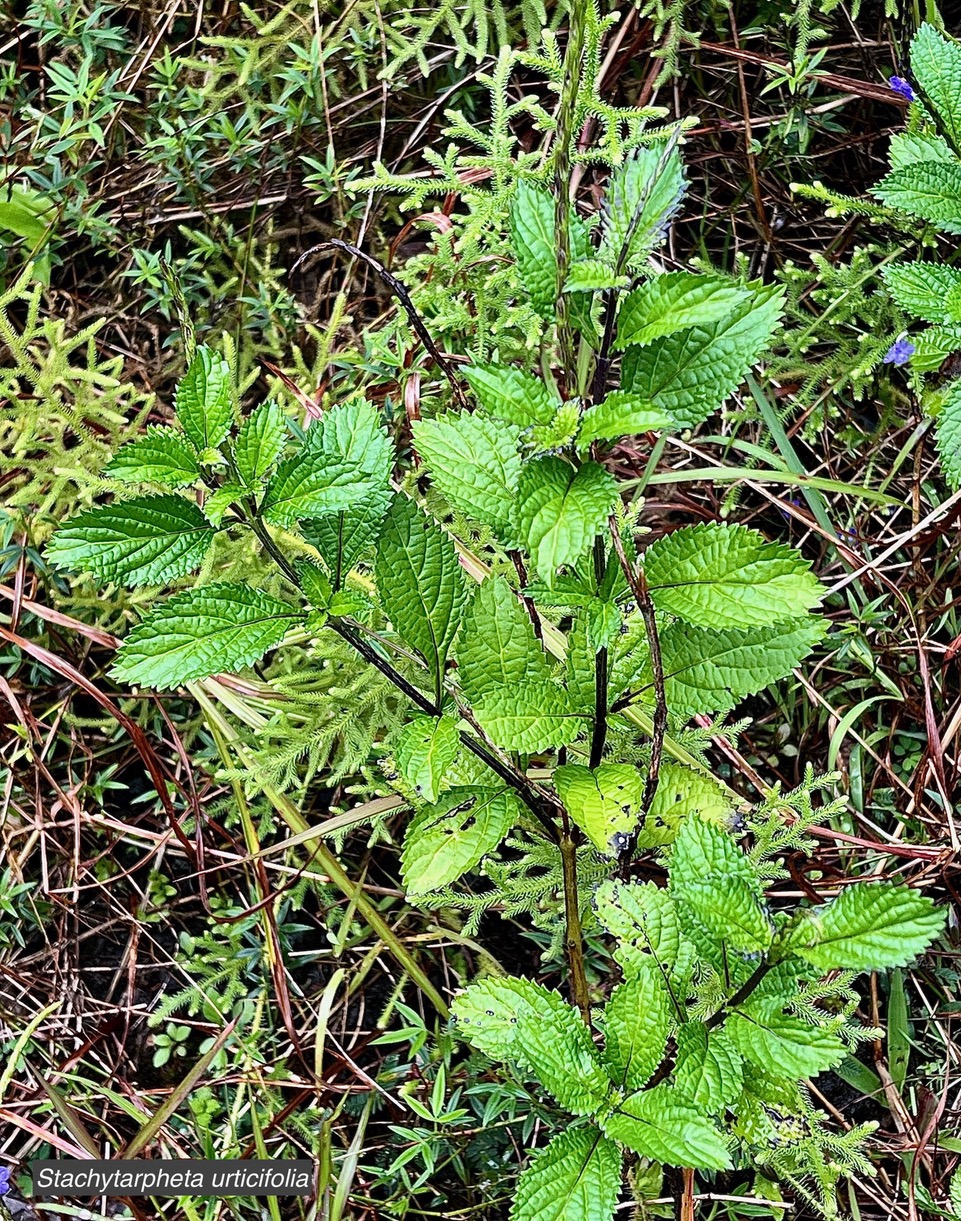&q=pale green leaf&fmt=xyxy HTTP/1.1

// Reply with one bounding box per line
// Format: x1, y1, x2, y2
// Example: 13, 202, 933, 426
0, 185, 55, 243
462, 364, 558, 427
873, 161, 961, 234
395, 713, 460, 803
725, 1011, 846, 1078
673, 1023, 743, 1113
888, 132, 956, 170
602, 965, 673, 1090
514, 458, 618, 585
510, 180, 556, 318
576, 392, 673, 449
47, 495, 216, 587
593, 879, 696, 988
376, 495, 467, 693
782, 882, 944, 971
402, 787, 517, 895
413, 413, 522, 536
638, 763, 733, 849
644, 522, 822, 628
674, 876, 772, 952
621, 284, 784, 428
474, 683, 583, 752
670, 813, 758, 892
600, 1086, 731, 1170
105, 427, 200, 487
456, 575, 553, 703
615, 273, 750, 349
586, 597, 622, 652
598, 145, 686, 271
111, 582, 300, 689
234, 399, 287, 485
555, 763, 642, 855
202, 483, 246, 526
512, 1129, 621, 1221
910, 24, 961, 152
174, 346, 234, 451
